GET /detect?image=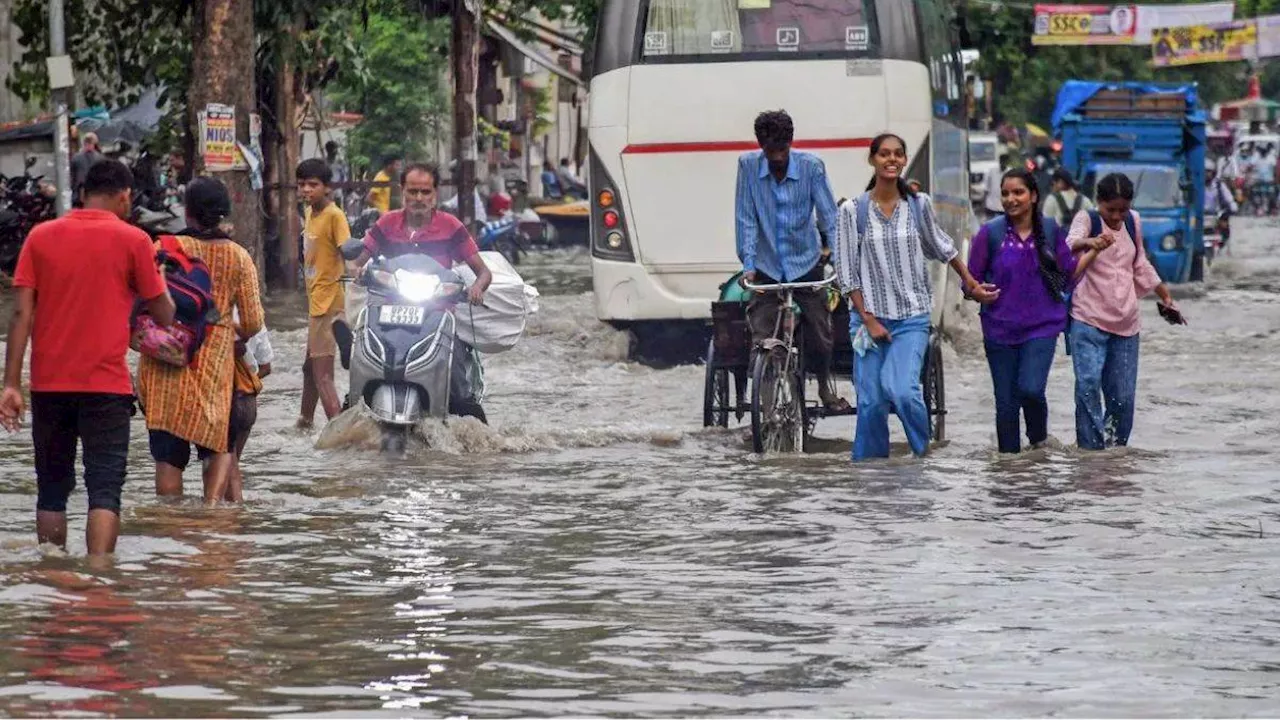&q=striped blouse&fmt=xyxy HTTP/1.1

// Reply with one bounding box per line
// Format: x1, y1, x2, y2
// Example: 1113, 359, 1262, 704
833, 193, 958, 320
